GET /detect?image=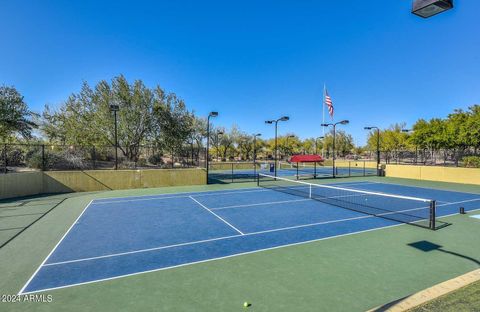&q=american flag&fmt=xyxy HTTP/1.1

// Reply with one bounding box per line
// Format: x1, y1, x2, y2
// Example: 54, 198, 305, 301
324, 89, 334, 119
